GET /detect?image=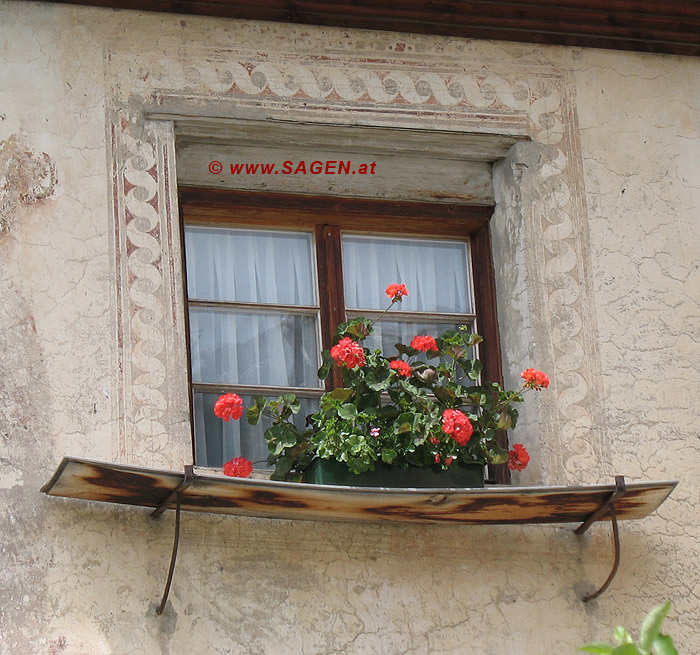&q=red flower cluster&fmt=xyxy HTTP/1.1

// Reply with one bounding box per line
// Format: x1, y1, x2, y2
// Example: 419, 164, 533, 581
331, 336, 366, 369
385, 283, 409, 301
223, 457, 254, 478
441, 409, 474, 446
507, 444, 530, 471
214, 393, 244, 421
410, 335, 438, 353
389, 360, 412, 377
521, 368, 550, 390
